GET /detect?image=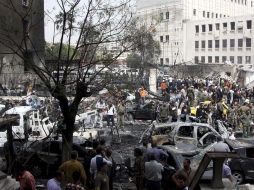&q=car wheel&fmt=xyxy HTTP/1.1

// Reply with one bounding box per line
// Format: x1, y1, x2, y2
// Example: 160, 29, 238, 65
232, 171, 244, 184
